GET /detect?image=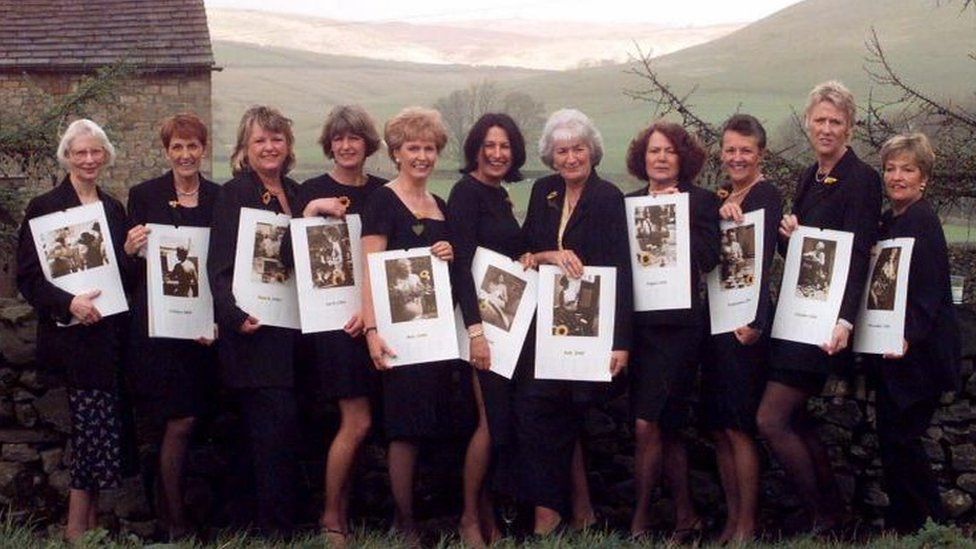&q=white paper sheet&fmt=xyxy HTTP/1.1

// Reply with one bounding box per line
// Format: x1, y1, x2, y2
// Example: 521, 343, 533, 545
290, 214, 363, 334
853, 238, 915, 355
231, 207, 299, 329
771, 225, 854, 346
28, 201, 128, 323
534, 265, 616, 382
145, 224, 214, 339
368, 247, 459, 366
455, 247, 538, 379
626, 193, 691, 312
706, 209, 765, 334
